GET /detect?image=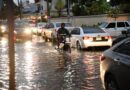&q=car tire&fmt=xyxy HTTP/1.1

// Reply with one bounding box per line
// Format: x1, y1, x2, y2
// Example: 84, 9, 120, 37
105, 75, 118, 90
44, 36, 48, 42
76, 41, 82, 50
